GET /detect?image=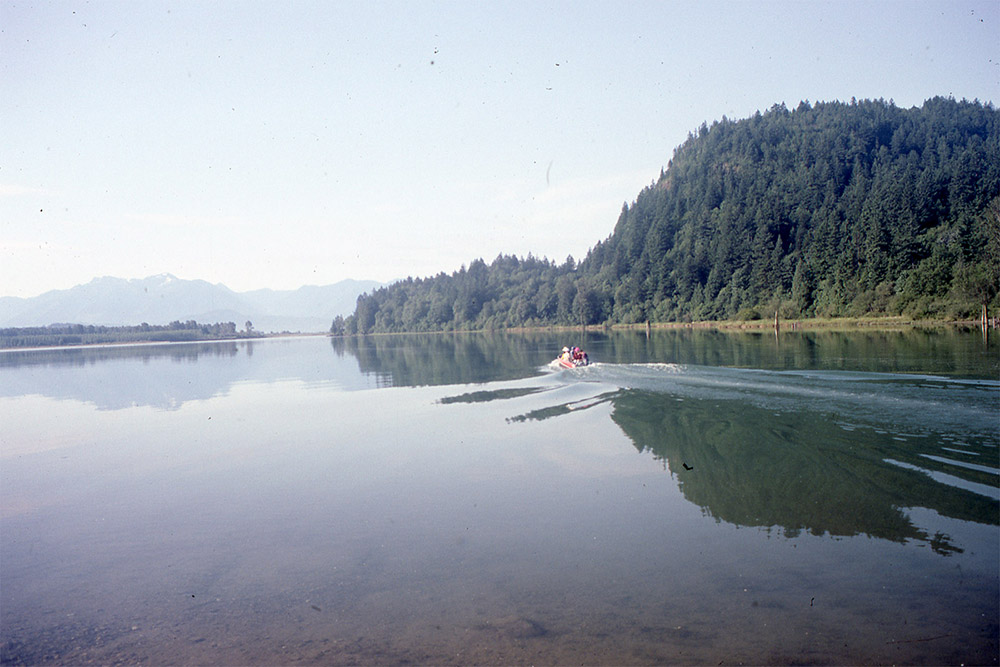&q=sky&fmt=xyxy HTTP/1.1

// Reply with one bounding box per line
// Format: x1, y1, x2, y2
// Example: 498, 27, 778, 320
2, 1, 998, 298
